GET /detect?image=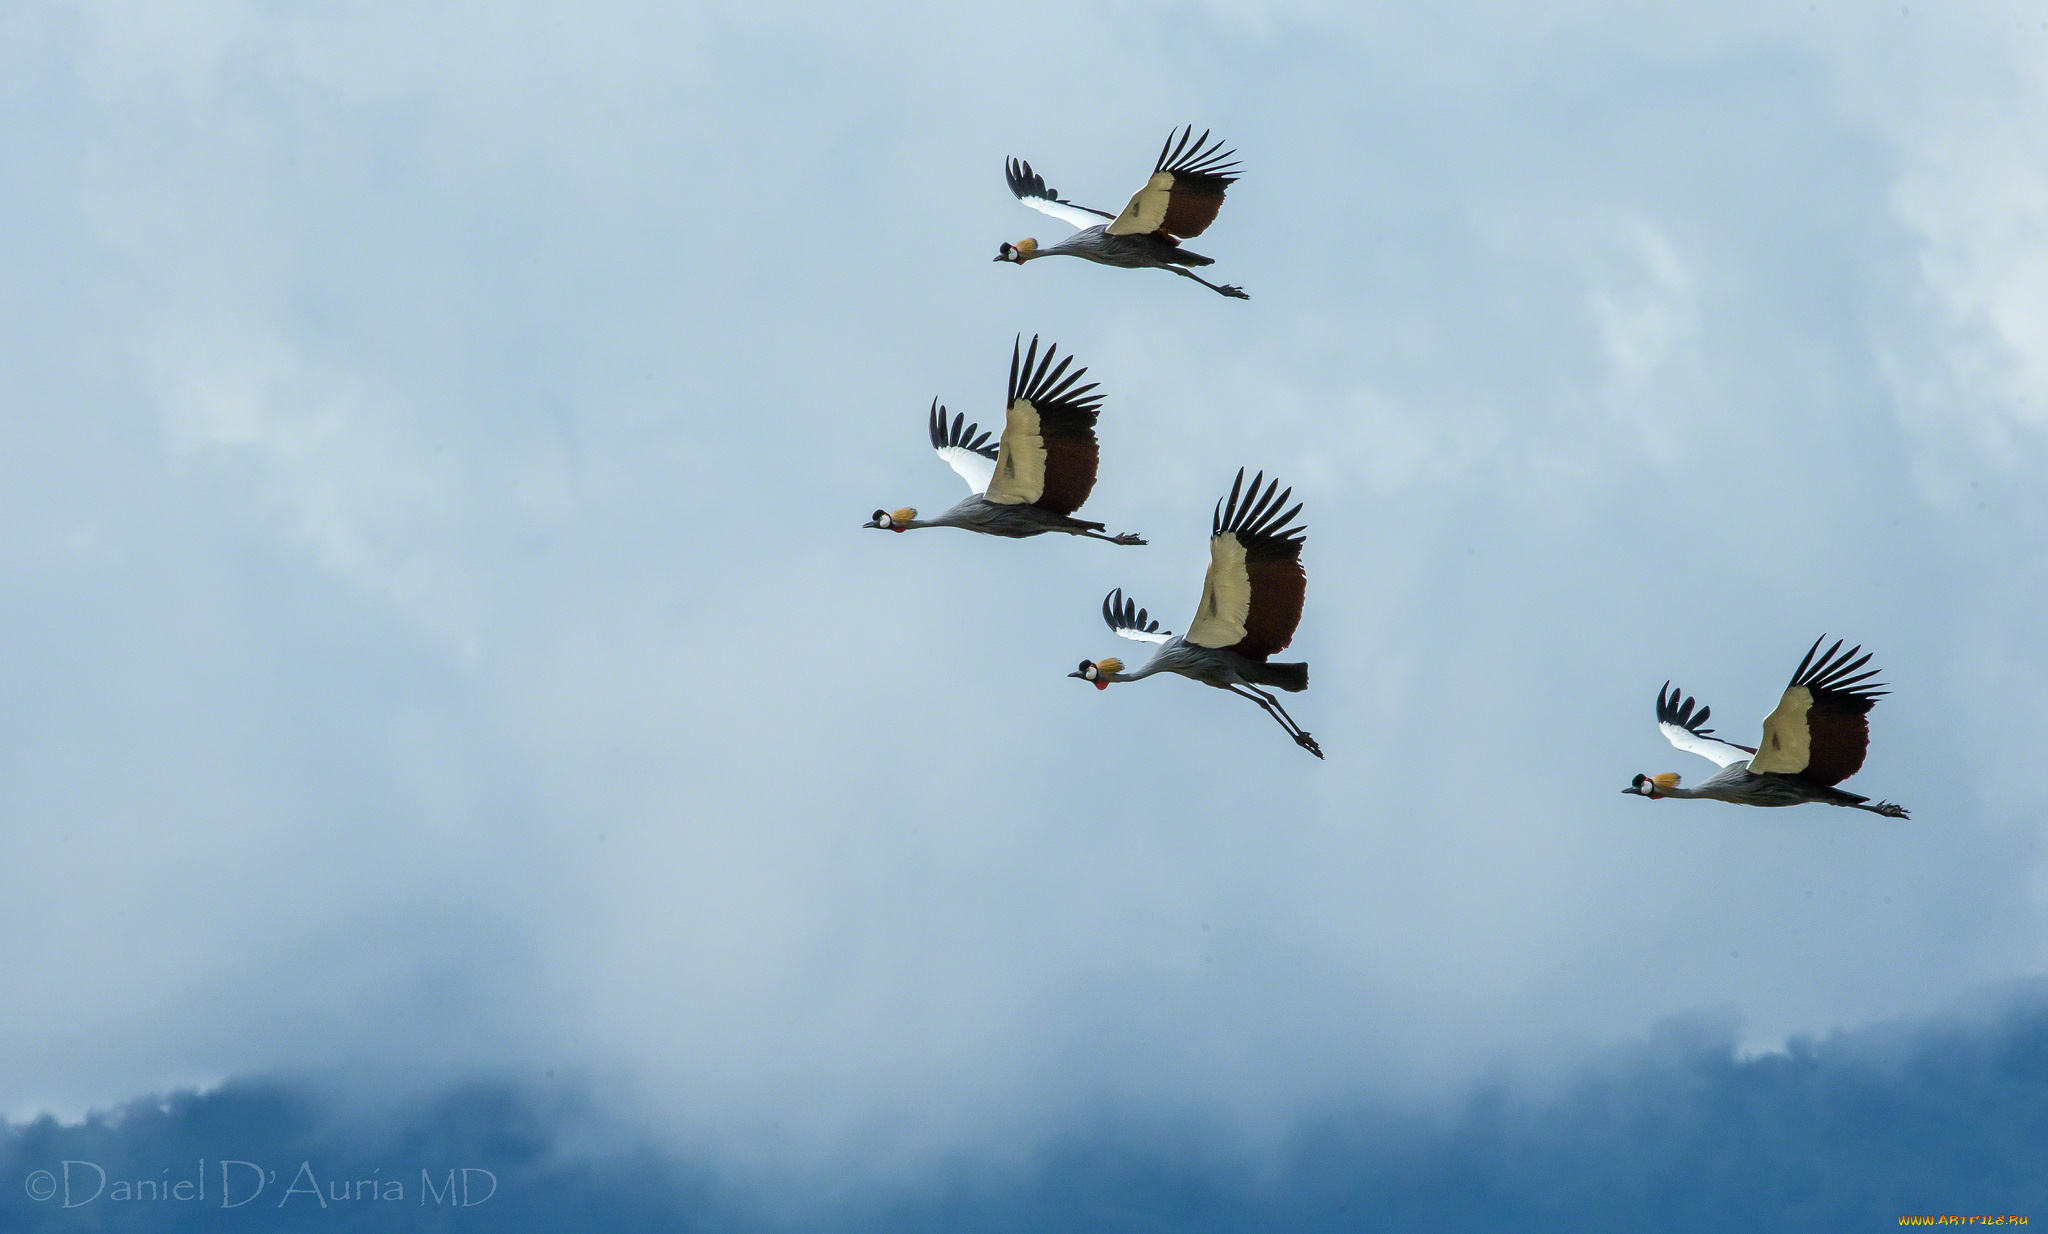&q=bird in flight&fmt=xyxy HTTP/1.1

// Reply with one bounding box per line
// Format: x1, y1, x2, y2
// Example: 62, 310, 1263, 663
865, 336, 1145, 545
1624, 637, 1909, 817
1071, 470, 1320, 757
997, 126, 1248, 299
